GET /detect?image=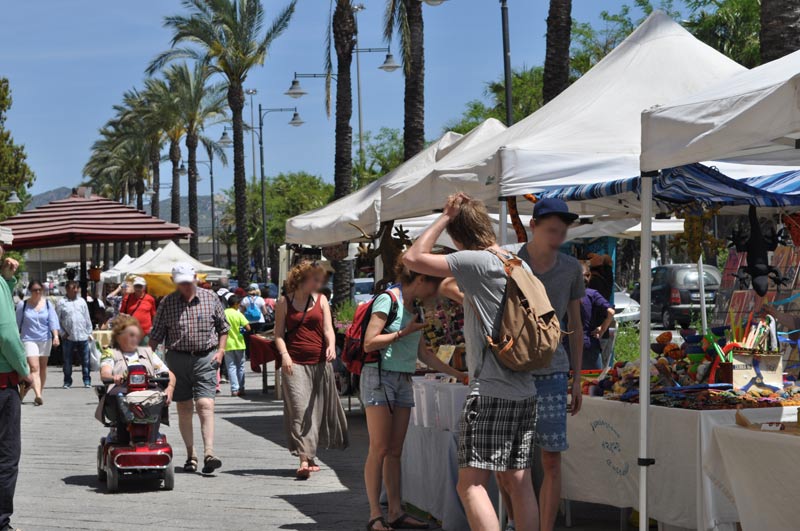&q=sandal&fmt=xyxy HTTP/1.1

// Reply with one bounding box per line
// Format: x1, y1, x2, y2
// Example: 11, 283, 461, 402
34, 397, 43, 406
389, 513, 429, 529
307, 460, 321, 472
183, 456, 198, 473
367, 516, 393, 531
202, 455, 222, 474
